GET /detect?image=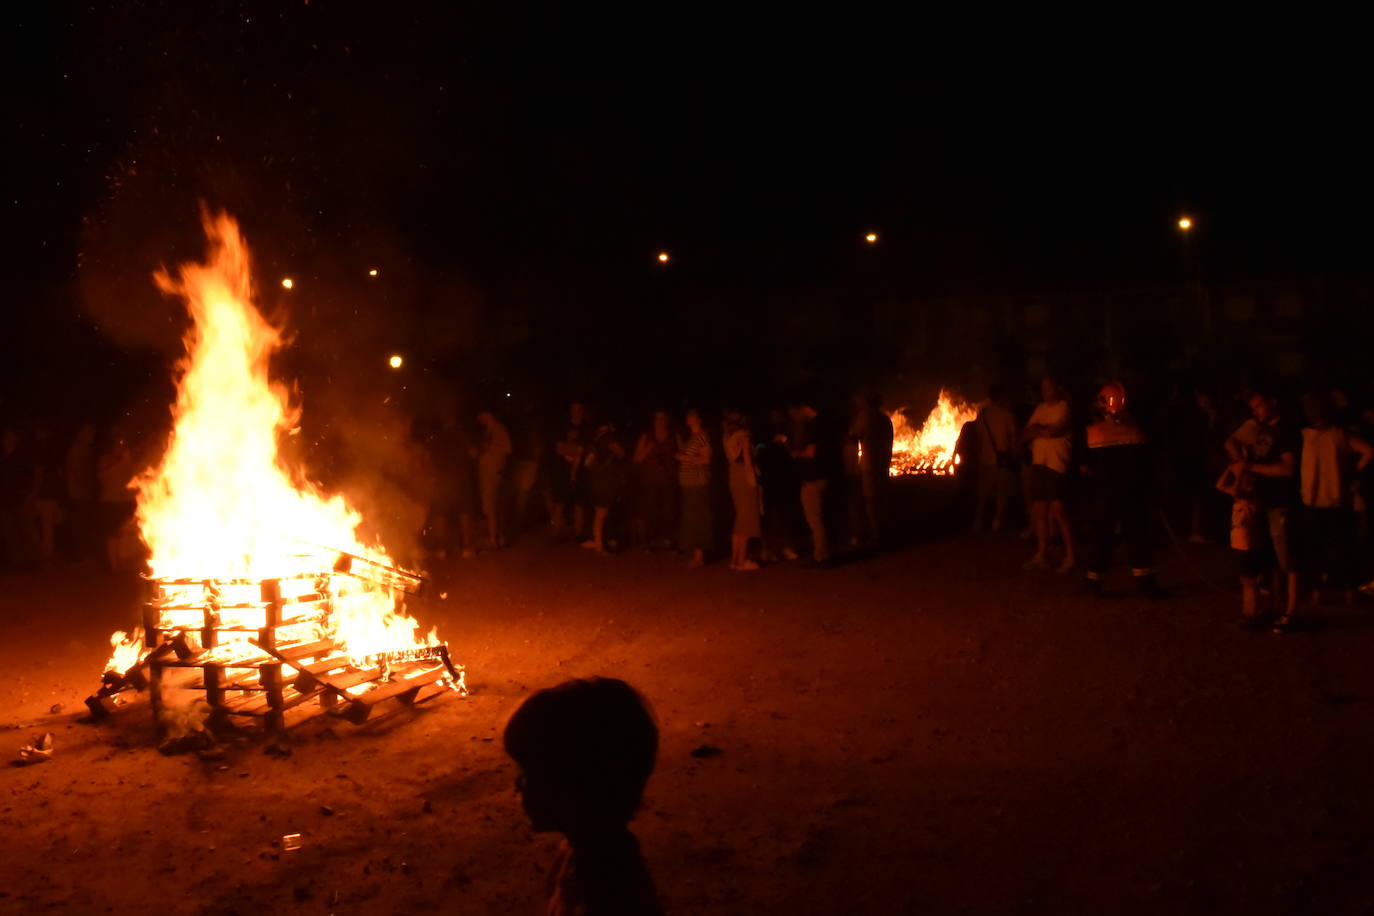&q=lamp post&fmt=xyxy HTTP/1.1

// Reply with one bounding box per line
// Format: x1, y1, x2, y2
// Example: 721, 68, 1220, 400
1177, 215, 1208, 338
